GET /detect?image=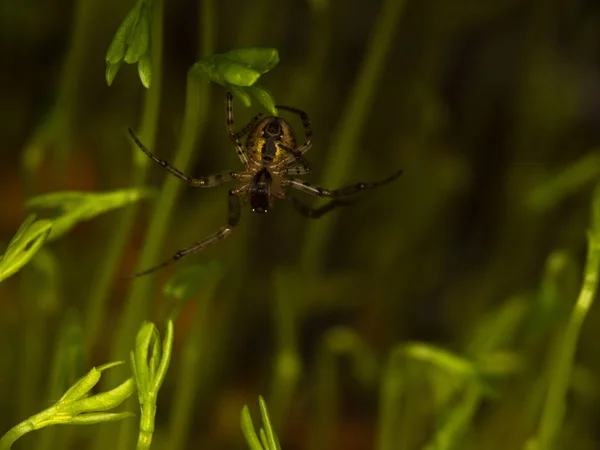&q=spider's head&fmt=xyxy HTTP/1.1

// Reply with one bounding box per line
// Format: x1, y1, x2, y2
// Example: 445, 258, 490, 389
250, 169, 272, 213
249, 116, 296, 143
